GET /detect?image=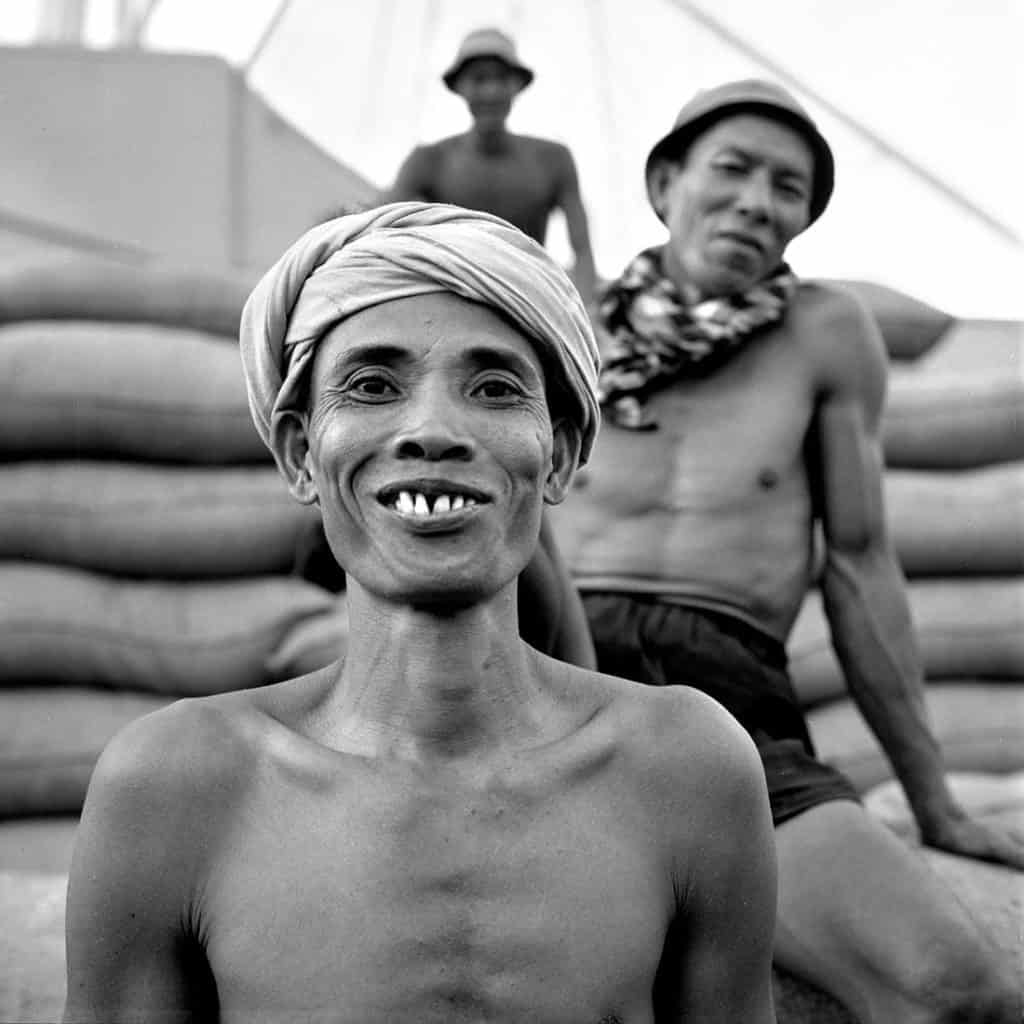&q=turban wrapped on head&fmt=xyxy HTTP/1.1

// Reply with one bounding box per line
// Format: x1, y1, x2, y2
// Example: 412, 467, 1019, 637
239, 201, 600, 466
